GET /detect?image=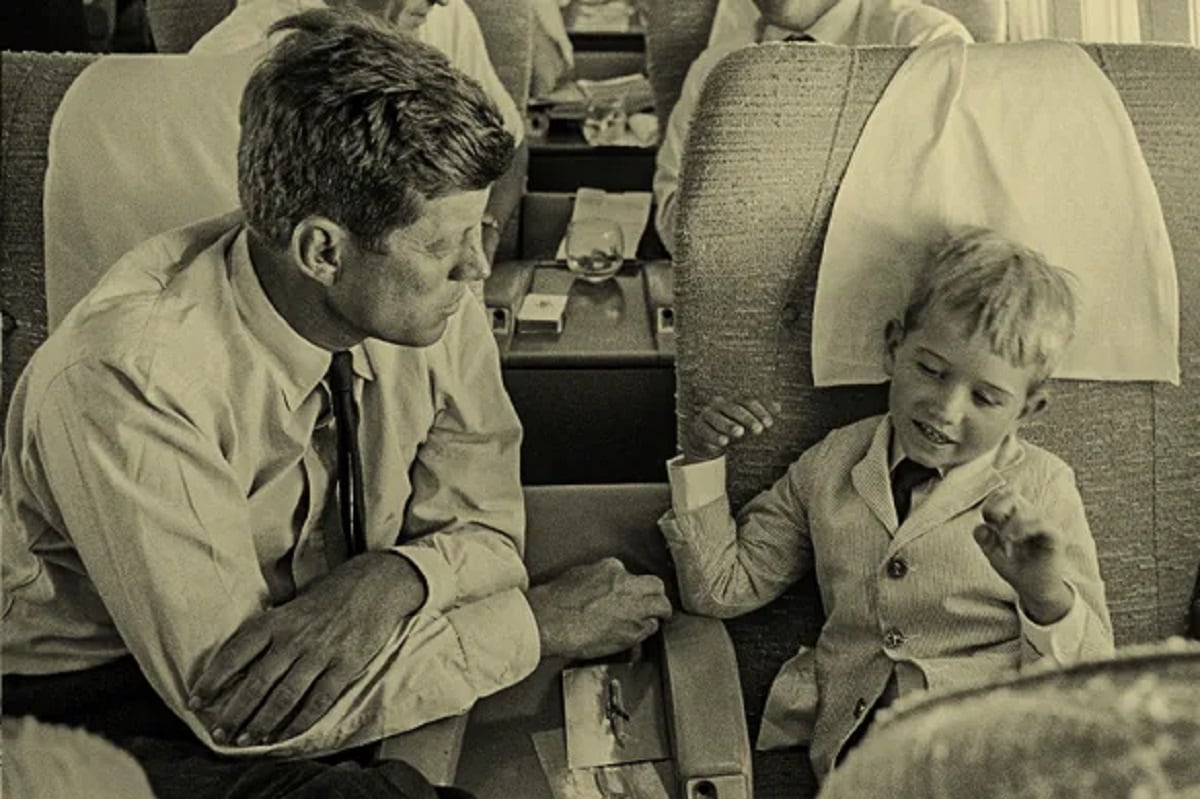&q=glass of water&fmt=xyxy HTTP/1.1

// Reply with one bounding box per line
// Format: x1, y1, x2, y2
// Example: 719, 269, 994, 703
564, 215, 628, 281
565, 218, 625, 283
